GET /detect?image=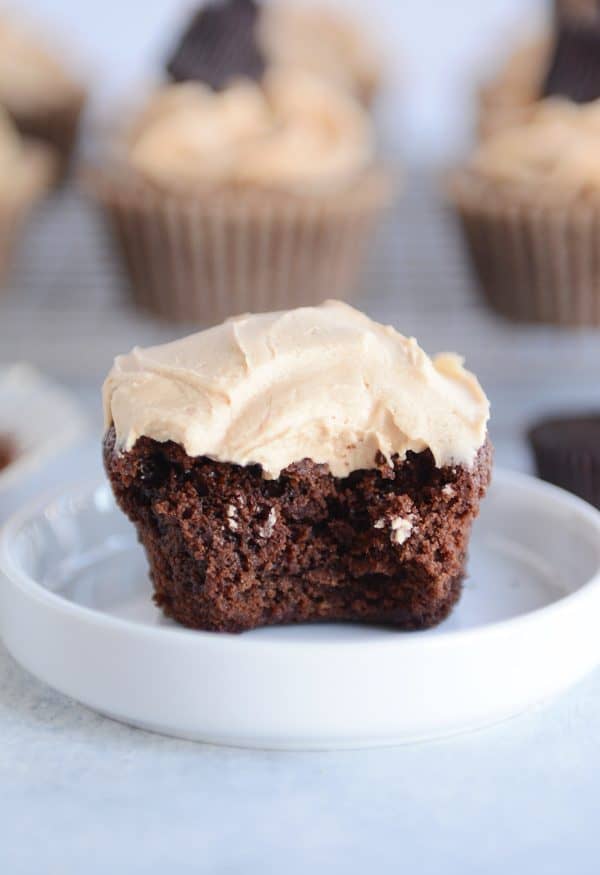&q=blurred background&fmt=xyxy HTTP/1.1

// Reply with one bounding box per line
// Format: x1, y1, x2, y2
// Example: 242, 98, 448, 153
1, 0, 598, 488
22, 0, 546, 158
